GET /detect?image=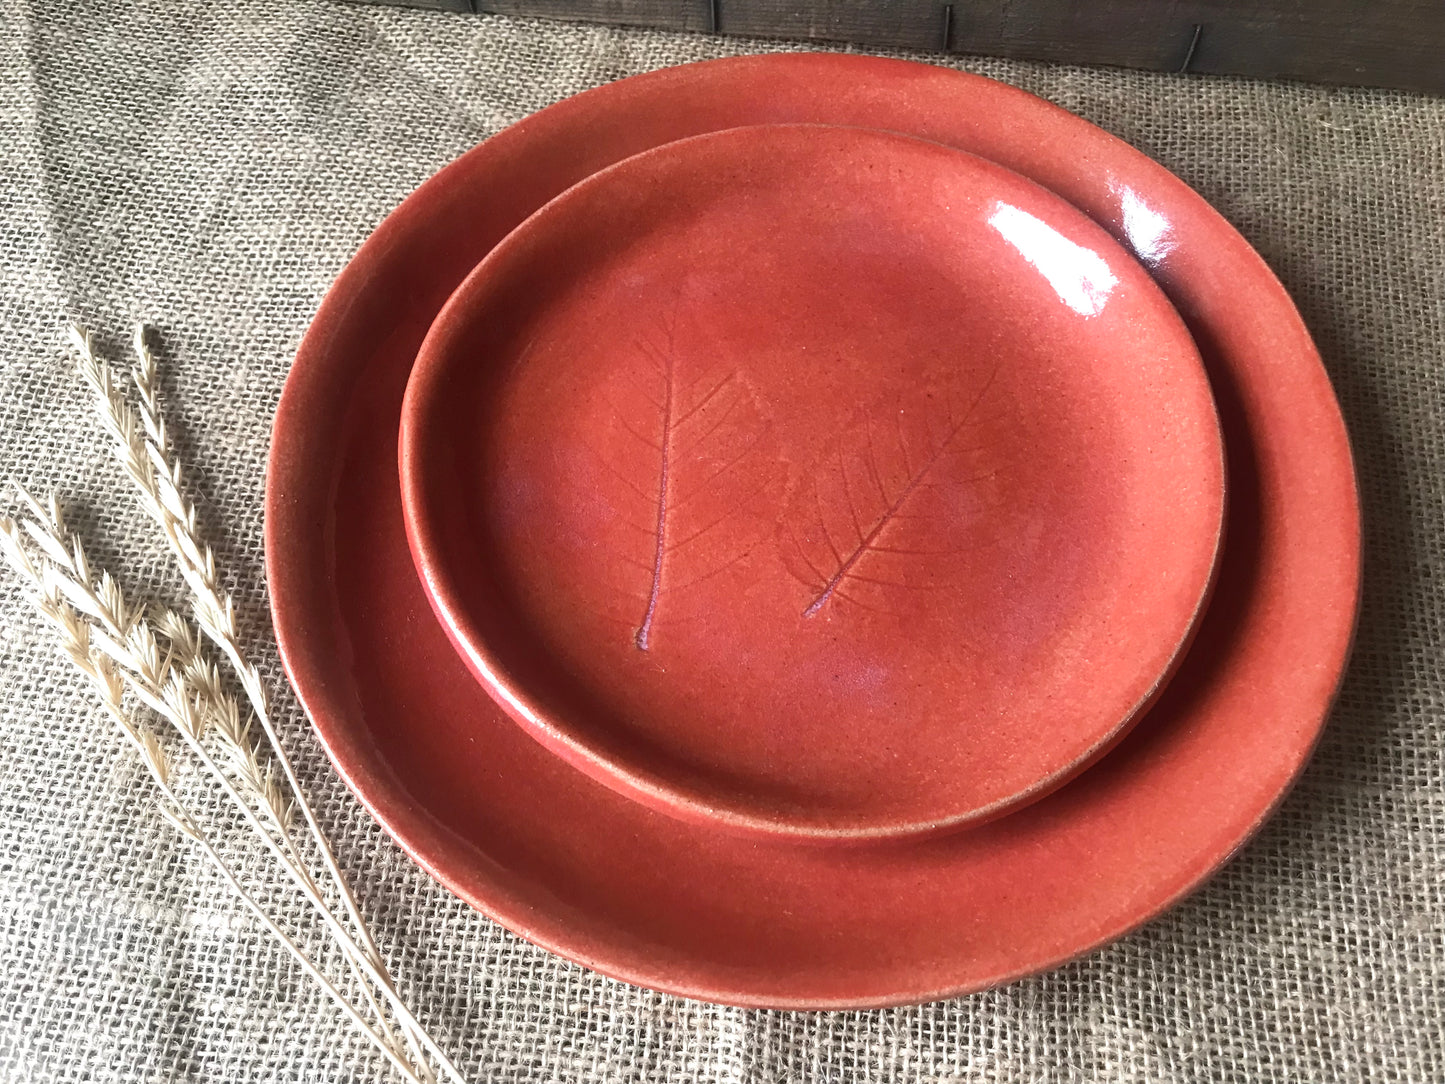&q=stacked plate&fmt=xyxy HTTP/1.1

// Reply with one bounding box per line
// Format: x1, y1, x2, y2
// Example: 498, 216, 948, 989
266, 54, 1360, 1009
